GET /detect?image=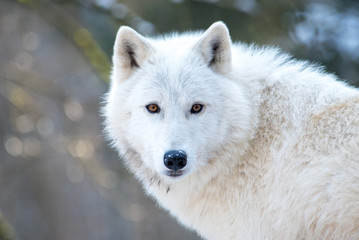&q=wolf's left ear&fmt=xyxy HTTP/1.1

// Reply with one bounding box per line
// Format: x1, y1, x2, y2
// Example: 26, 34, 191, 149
113, 26, 152, 81
195, 21, 232, 73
